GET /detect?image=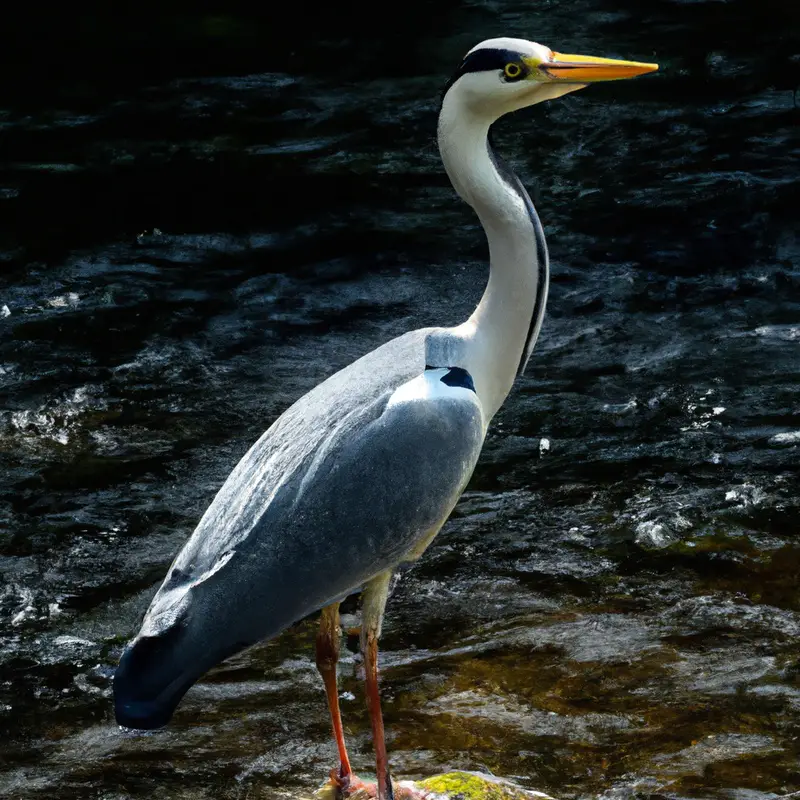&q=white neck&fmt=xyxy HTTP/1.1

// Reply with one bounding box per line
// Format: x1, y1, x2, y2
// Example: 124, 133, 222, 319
431, 92, 549, 421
